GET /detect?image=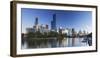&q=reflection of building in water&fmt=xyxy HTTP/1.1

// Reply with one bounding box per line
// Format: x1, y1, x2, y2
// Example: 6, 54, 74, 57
26, 17, 49, 33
